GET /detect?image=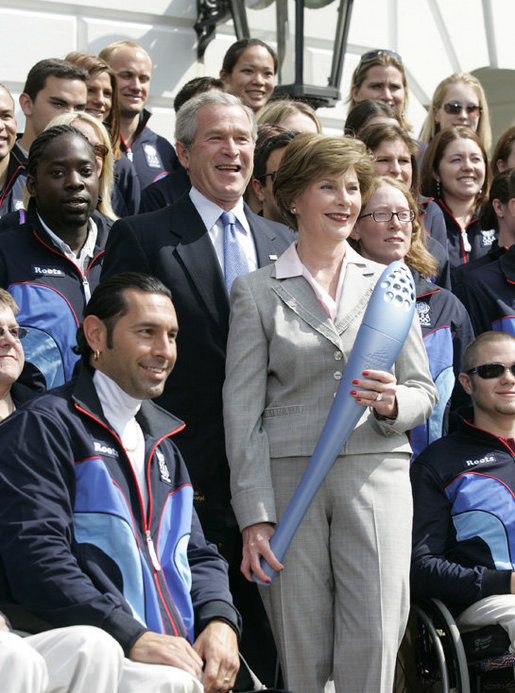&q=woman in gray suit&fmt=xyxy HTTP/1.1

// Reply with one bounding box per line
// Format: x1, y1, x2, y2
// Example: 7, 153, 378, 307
223, 134, 437, 693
